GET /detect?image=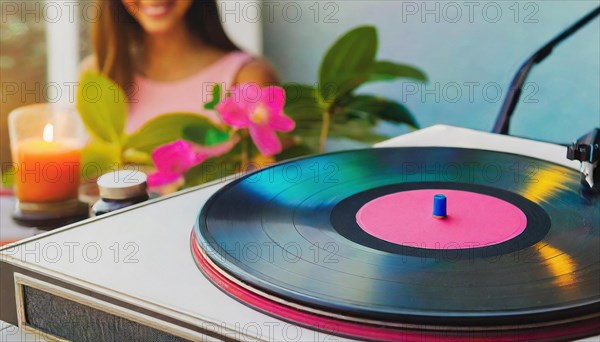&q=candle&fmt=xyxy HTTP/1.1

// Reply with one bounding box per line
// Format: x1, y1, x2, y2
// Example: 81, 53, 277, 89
14, 124, 81, 203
